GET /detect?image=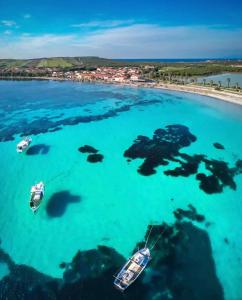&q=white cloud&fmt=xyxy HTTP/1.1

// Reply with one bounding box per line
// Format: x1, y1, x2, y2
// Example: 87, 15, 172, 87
72, 24, 242, 58
71, 19, 134, 29
0, 34, 75, 58
0, 24, 242, 58
23, 14, 31, 19
1, 20, 16, 27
